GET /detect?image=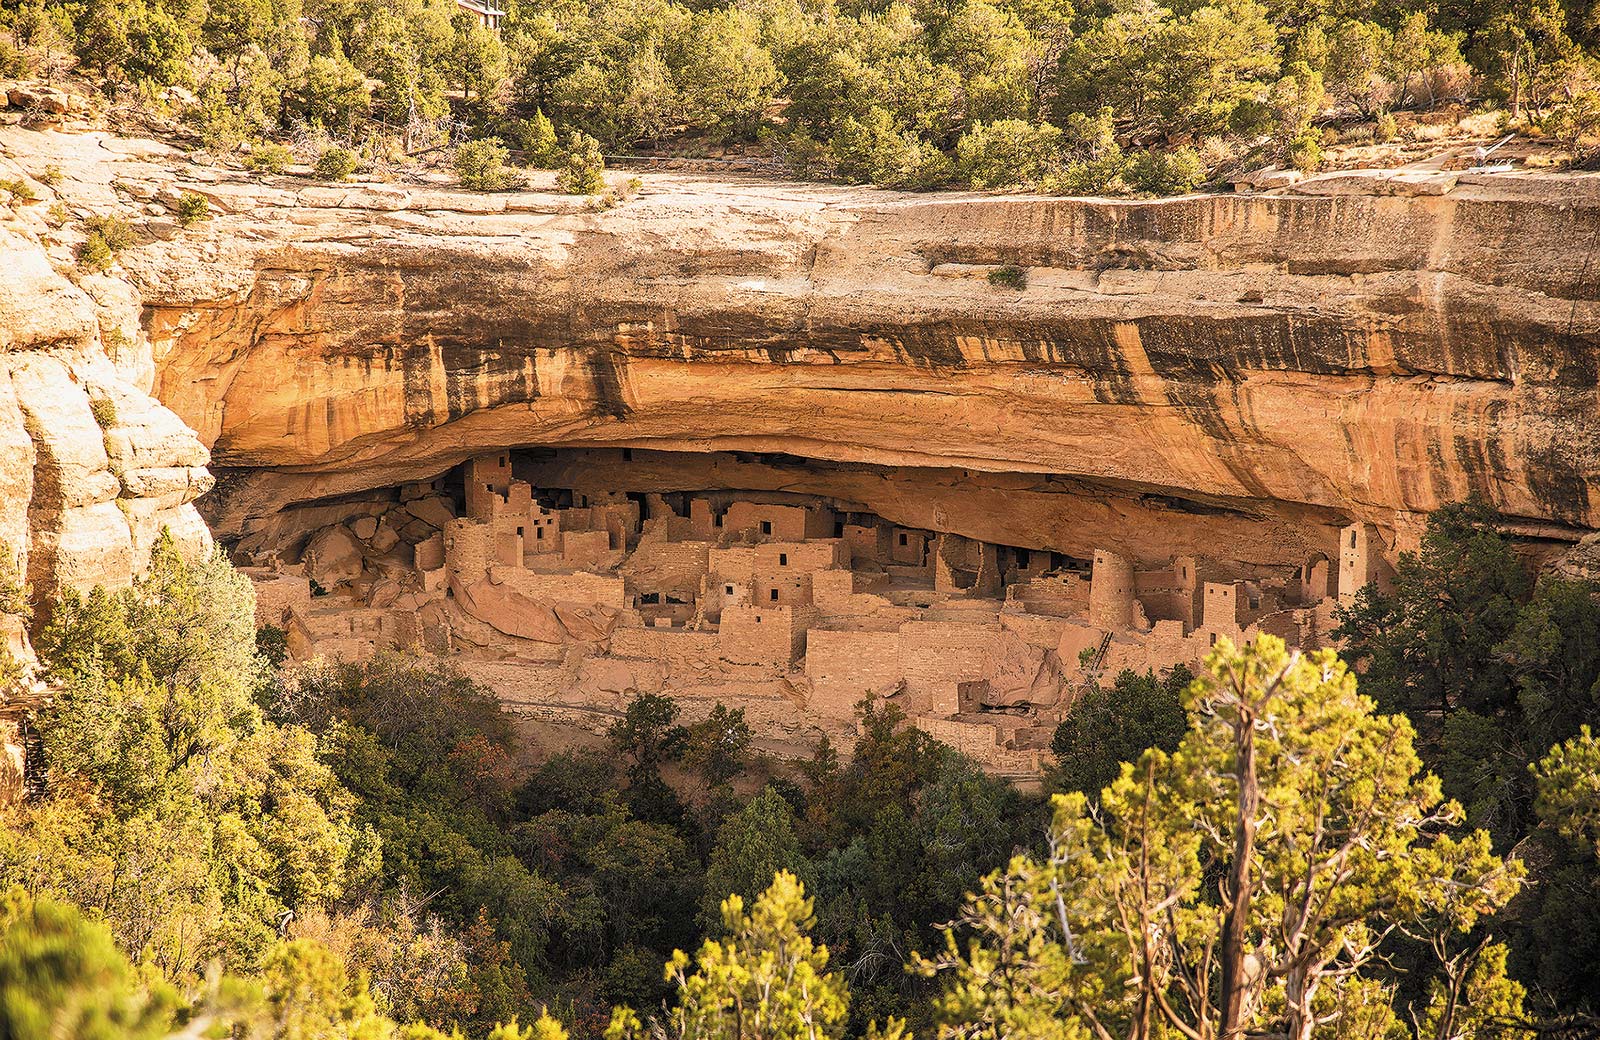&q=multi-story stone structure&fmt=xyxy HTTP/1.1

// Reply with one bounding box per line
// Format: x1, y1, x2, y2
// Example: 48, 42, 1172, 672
249, 449, 1392, 779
